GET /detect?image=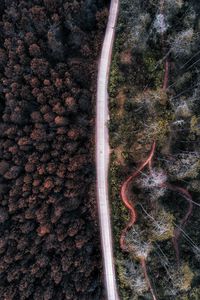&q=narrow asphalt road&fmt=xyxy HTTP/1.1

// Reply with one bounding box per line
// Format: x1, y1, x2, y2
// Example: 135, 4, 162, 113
96, 0, 119, 299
